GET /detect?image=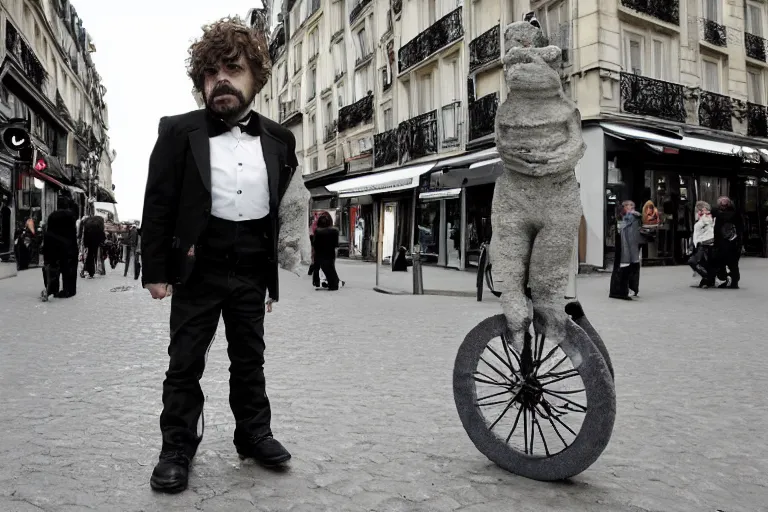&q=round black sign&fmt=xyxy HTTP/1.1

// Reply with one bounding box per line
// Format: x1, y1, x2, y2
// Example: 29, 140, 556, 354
1, 126, 31, 151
